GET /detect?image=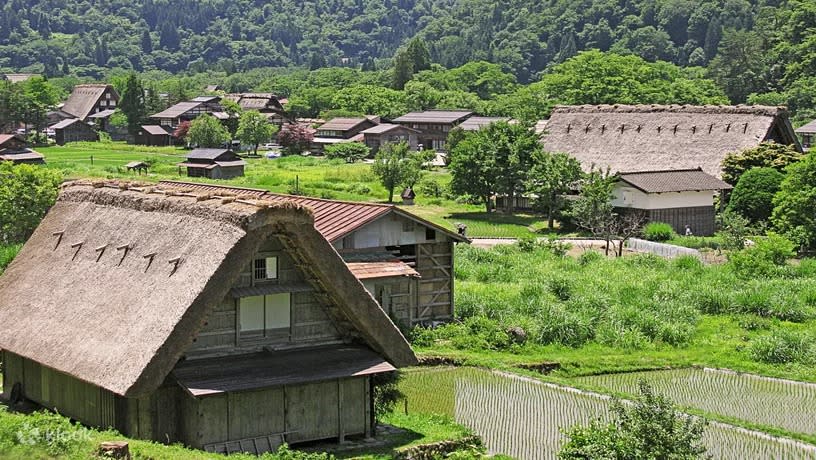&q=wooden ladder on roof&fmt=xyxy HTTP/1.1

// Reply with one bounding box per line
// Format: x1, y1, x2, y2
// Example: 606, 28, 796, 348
203, 432, 288, 455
